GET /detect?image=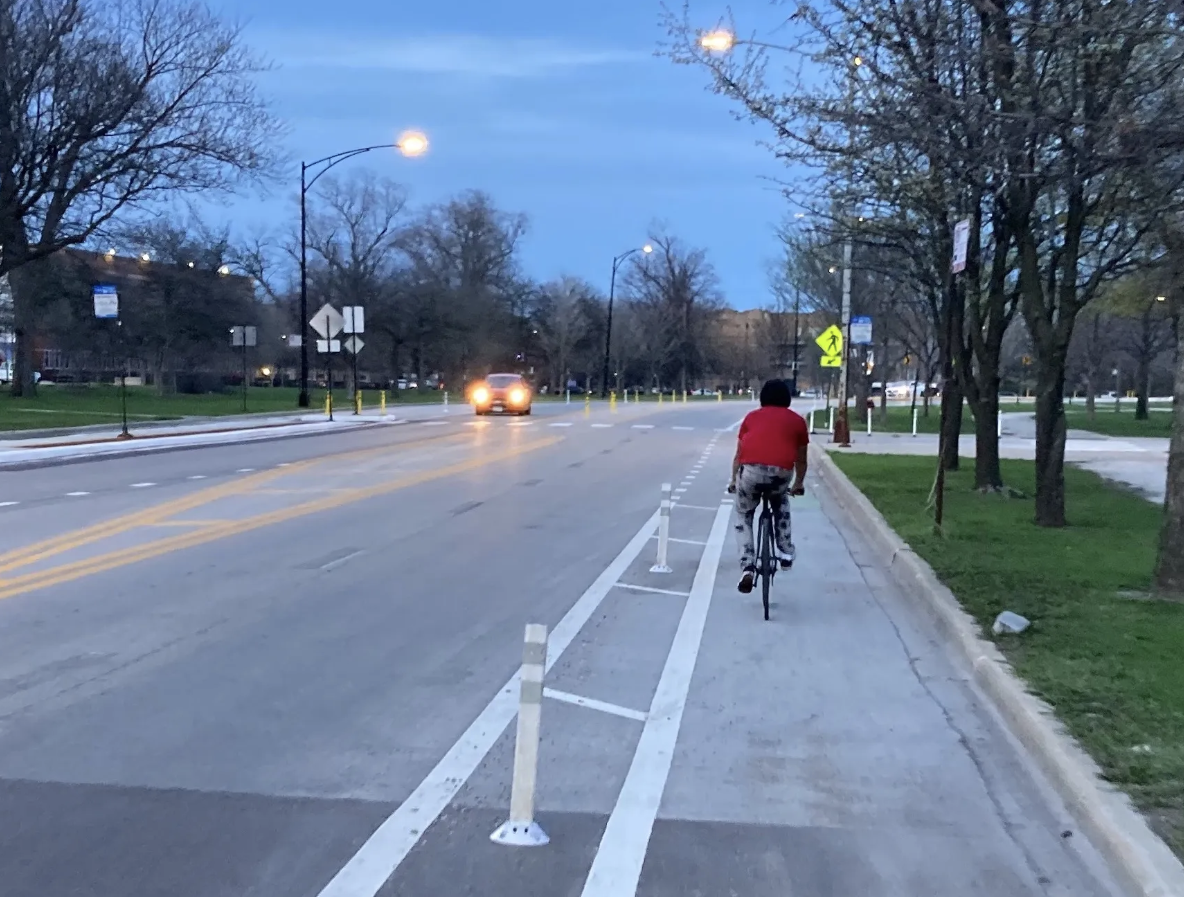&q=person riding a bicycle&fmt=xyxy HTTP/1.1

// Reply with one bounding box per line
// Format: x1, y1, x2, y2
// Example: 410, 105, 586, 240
727, 378, 809, 594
